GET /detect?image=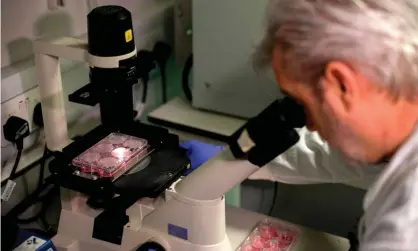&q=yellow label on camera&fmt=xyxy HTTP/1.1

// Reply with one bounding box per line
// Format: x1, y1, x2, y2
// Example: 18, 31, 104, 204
125, 29, 133, 42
